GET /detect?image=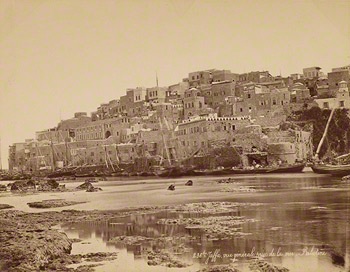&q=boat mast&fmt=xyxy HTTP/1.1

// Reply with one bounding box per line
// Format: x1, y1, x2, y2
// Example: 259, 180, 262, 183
159, 117, 171, 166
50, 137, 56, 171
315, 107, 336, 160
